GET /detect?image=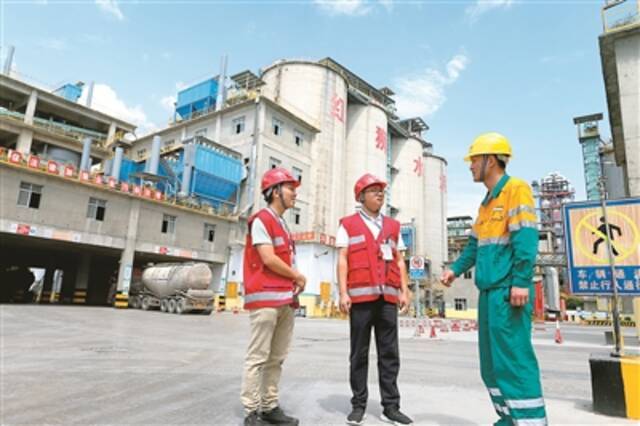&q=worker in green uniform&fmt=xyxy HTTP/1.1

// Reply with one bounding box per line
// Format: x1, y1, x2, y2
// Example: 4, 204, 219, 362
441, 132, 547, 426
